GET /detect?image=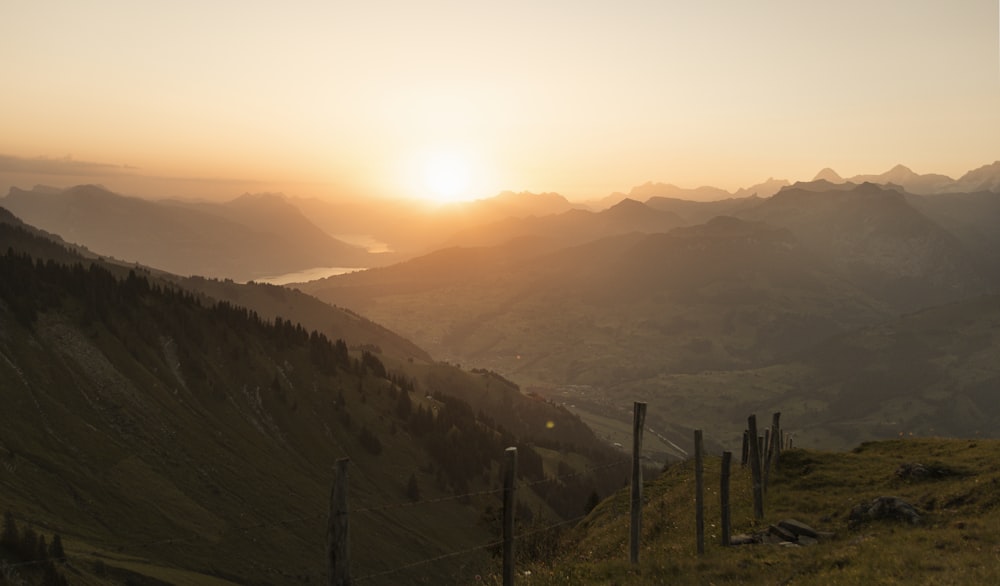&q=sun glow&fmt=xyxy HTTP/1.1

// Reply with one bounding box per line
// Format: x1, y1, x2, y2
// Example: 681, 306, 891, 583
416, 149, 480, 203
420, 150, 473, 203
